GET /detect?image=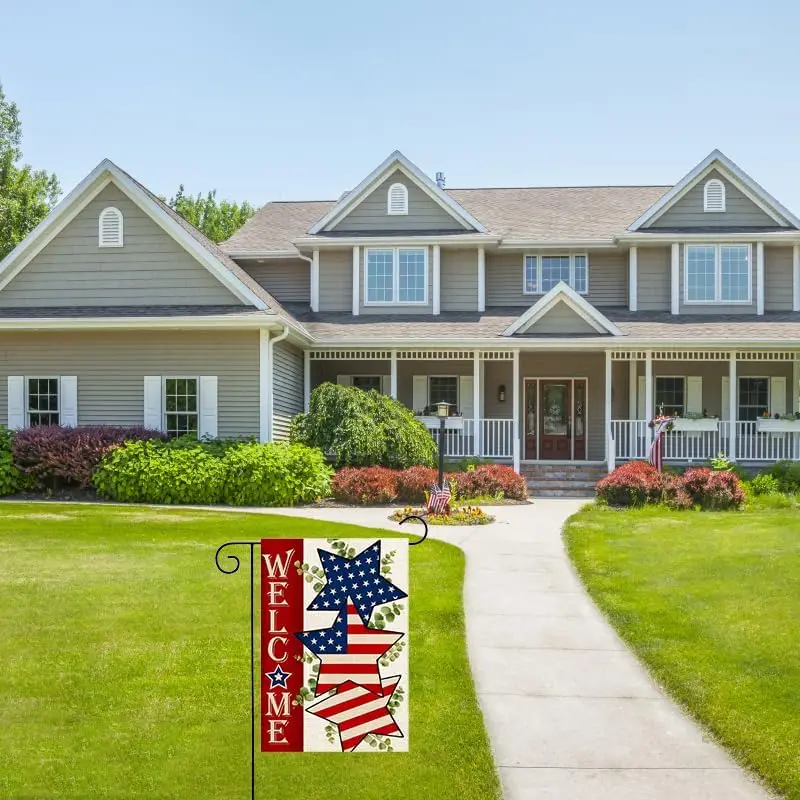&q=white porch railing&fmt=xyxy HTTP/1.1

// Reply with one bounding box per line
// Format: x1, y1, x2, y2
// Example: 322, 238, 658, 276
418, 418, 514, 459
612, 419, 800, 463
482, 418, 514, 458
